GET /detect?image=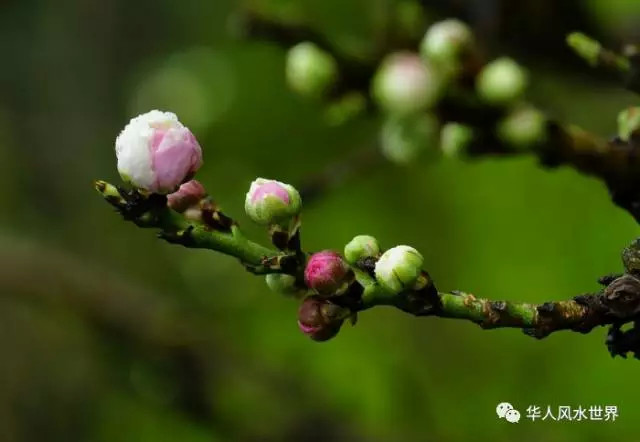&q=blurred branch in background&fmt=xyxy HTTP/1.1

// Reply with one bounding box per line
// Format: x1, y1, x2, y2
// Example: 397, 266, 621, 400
235, 8, 640, 223
567, 32, 640, 93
